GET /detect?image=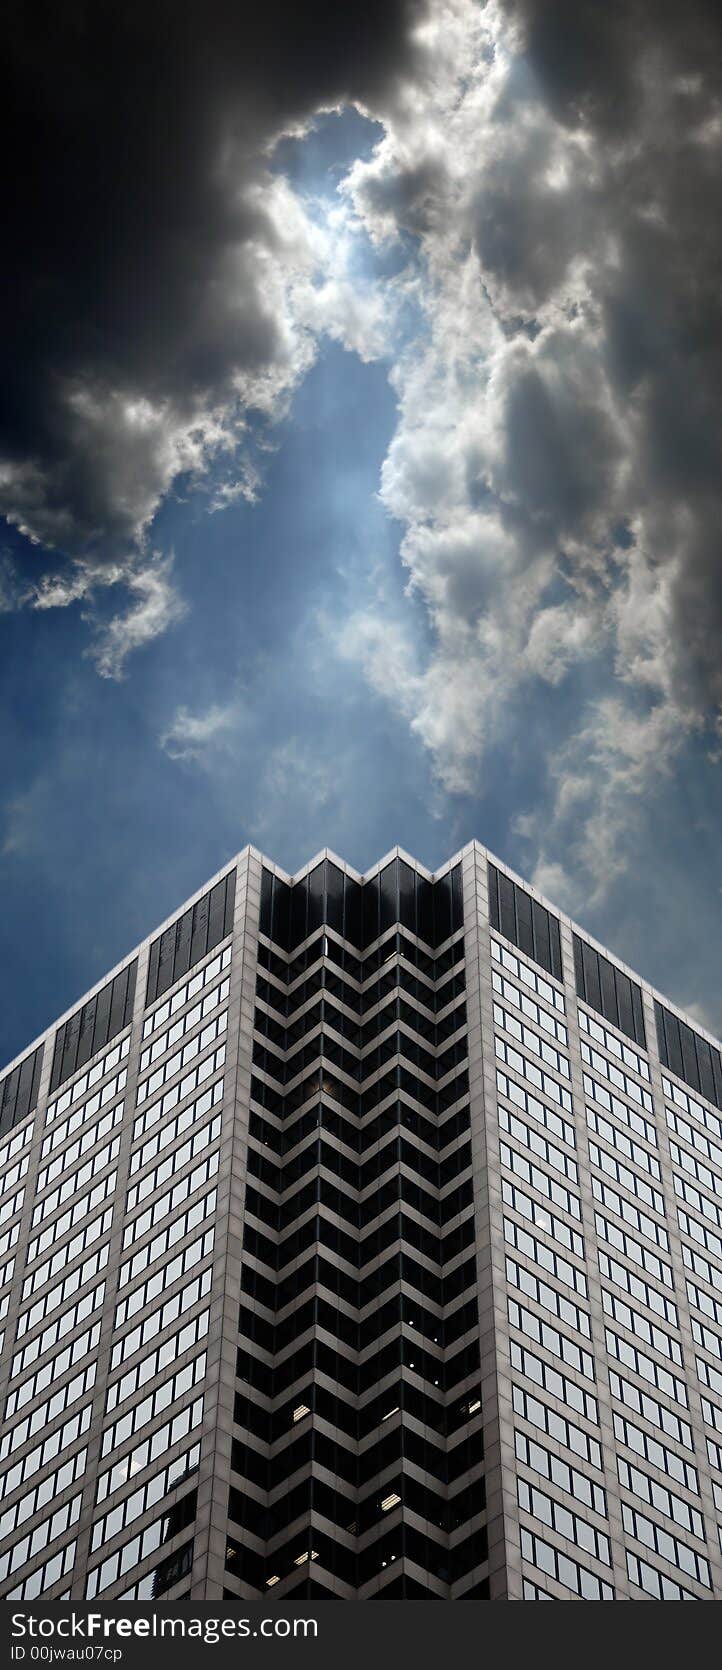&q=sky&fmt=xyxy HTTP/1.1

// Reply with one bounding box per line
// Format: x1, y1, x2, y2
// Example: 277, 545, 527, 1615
1, 0, 722, 1067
